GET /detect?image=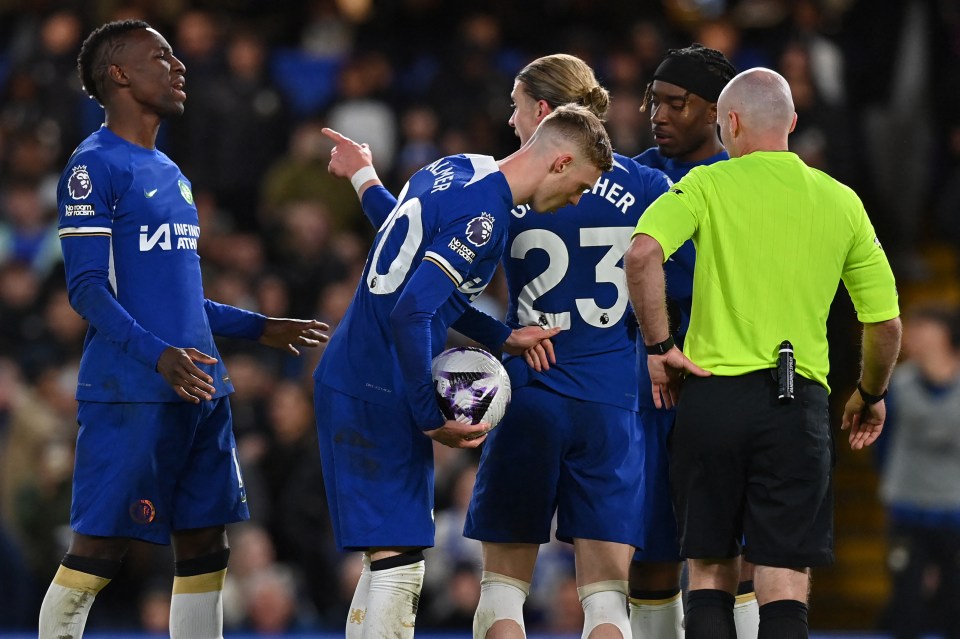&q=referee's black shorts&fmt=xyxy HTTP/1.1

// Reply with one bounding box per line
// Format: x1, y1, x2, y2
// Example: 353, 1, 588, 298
669, 370, 835, 568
